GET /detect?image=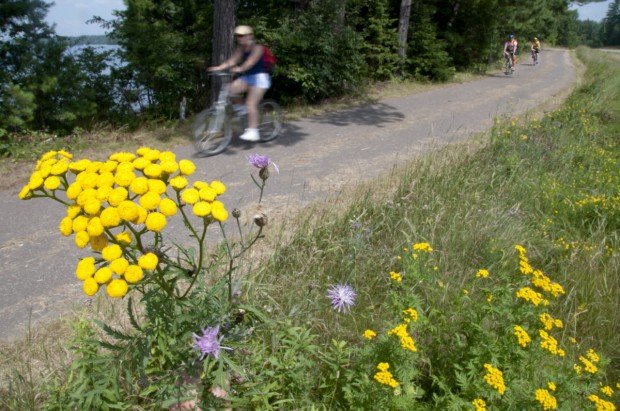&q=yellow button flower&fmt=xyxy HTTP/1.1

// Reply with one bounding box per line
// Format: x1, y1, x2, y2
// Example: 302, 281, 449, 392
159, 198, 178, 216
75, 231, 90, 248
102, 244, 123, 261
115, 232, 132, 245
139, 253, 159, 270
118, 200, 139, 221
59, 217, 73, 236
145, 212, 167, 232
83, 277, 99, 296
106, 279, 128, 298
124, 265, 144, 284
179, 159, 196, 175
193, 201, 211, 217
94, 266, 113, 284
100, 207, 121, 227
44, 176, 61, 190
210, 180, 226, 195
108, 187, 129, 207
170, 176, 188, 190
75, 257, 96, 280
129, 177, 149, 195
211, 205, 228, 222
86, 217, 104, 237
147, 179, 167, 195
143, 163, 163, 178
181, 188, 200, 204
110, 258, 129, 275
